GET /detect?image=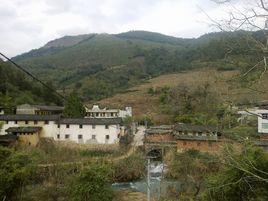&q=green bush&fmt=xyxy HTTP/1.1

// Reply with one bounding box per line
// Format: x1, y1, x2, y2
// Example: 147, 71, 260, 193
68, 164, 114, 201
0, 147, 36, 200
